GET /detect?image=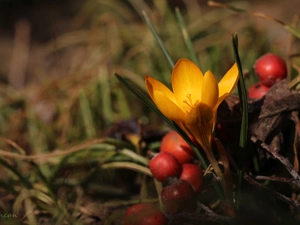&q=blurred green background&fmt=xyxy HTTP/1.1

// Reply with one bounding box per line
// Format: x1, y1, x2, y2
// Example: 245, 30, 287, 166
0, 0, 298, 148
0, 0, 299, 224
